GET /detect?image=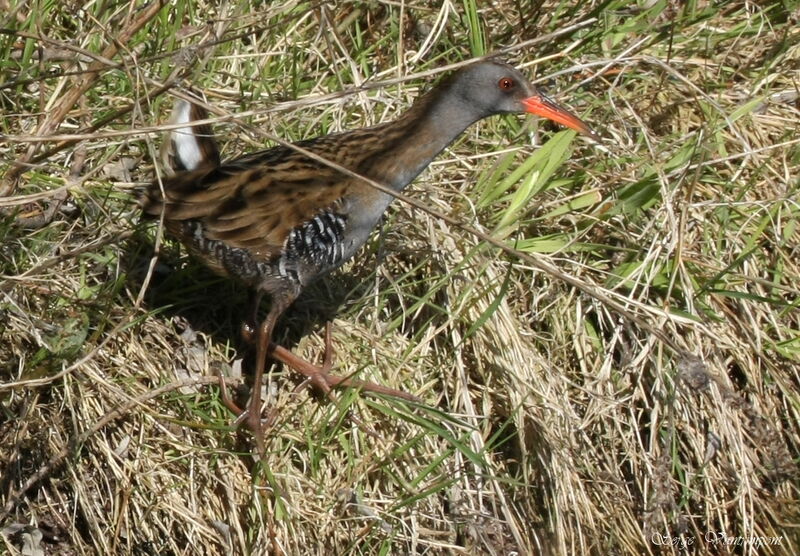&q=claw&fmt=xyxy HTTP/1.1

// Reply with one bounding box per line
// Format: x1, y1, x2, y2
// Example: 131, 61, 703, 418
220, 317, 421, 457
